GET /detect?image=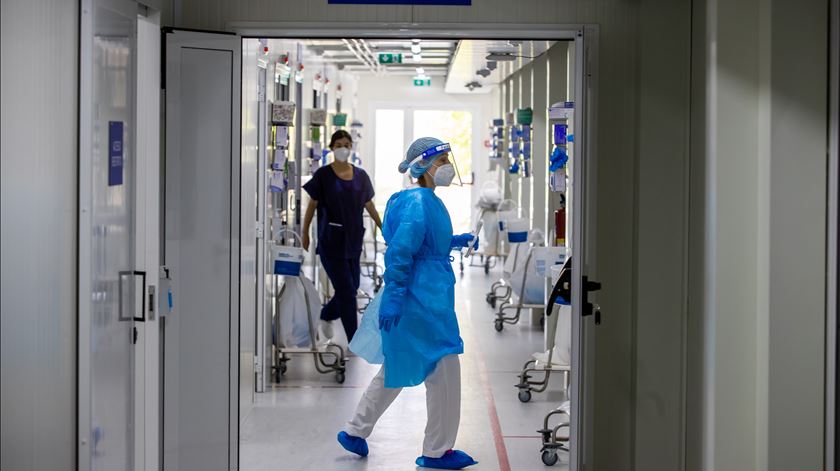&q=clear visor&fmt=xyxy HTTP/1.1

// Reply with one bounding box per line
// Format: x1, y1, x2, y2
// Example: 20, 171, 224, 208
408, 143, 464, 187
